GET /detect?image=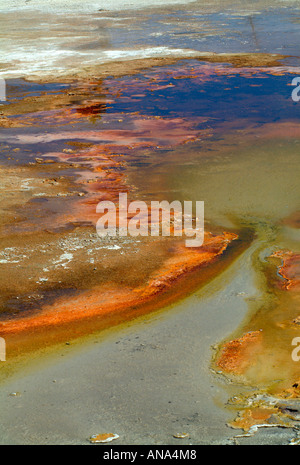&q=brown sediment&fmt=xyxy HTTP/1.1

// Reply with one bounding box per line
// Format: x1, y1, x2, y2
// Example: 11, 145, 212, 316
1, 59, 297, 390
0, 116, 27, 128
89, 433, 119, 444
215, 249, 300, 379
0, 231, 238, 358
229, 406, 281, 432
0, 75, 225, 364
